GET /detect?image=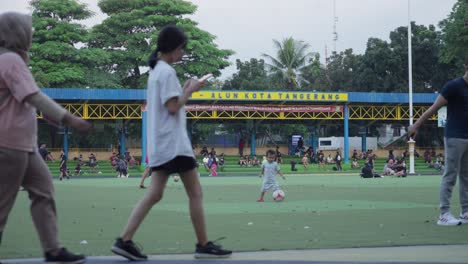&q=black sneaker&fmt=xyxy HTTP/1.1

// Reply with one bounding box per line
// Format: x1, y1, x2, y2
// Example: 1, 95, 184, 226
195, 240, 232, 259
111, 238, 147, 261
44, 247, 86, 263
